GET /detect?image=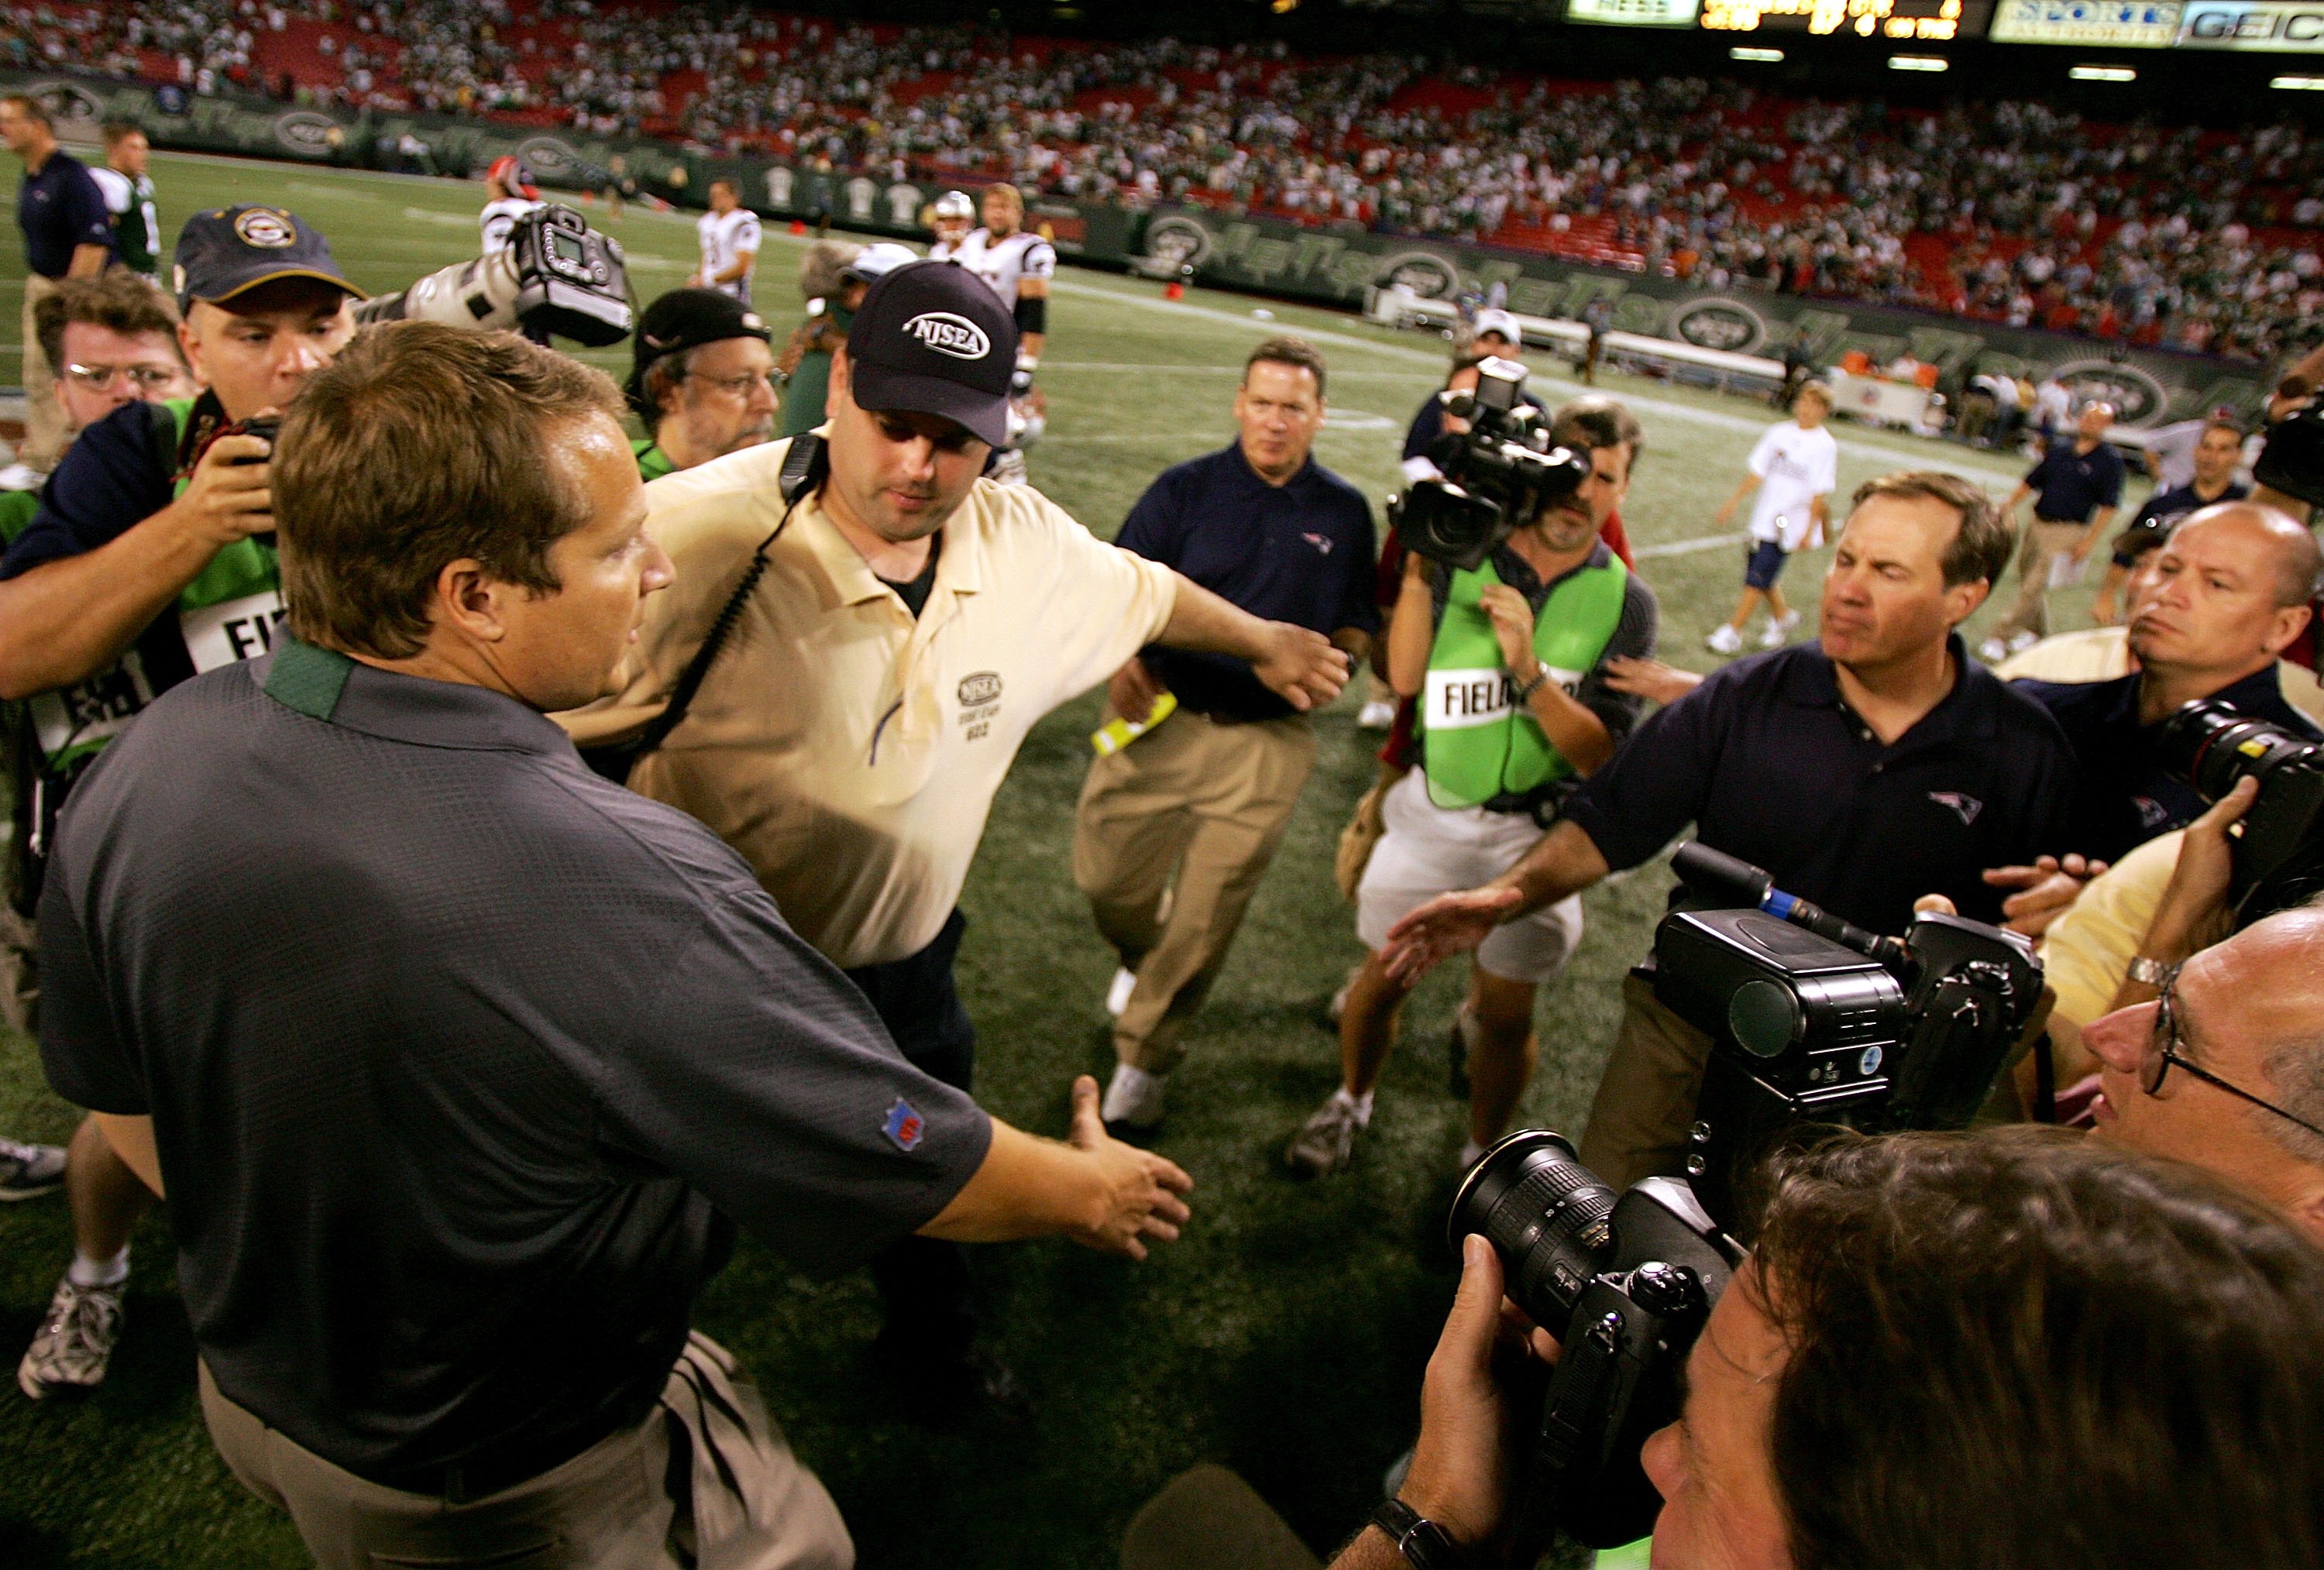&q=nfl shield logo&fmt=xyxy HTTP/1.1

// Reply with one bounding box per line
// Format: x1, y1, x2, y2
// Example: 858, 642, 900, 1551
882, 1098, 926, 1152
